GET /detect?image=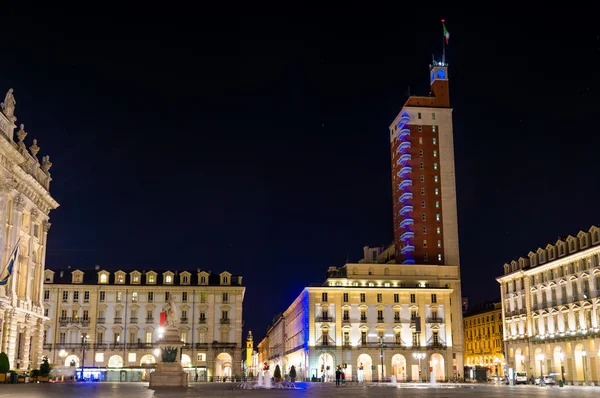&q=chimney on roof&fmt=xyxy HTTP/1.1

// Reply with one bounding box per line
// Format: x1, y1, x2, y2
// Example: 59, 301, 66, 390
197, 268, 200, 273
60, 271, 64, 278
95, 264, 100, 271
